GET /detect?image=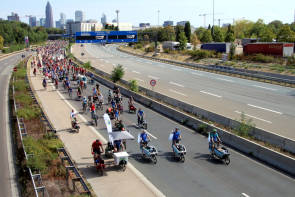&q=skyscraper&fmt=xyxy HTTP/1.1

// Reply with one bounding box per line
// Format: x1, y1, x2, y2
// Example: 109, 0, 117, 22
29, 16, 37, 27
75, 10, 84, 22
40, 18, 46, 27
60, 13, 66, 25
45, 1, 54, 28
101, 13, 107, 26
